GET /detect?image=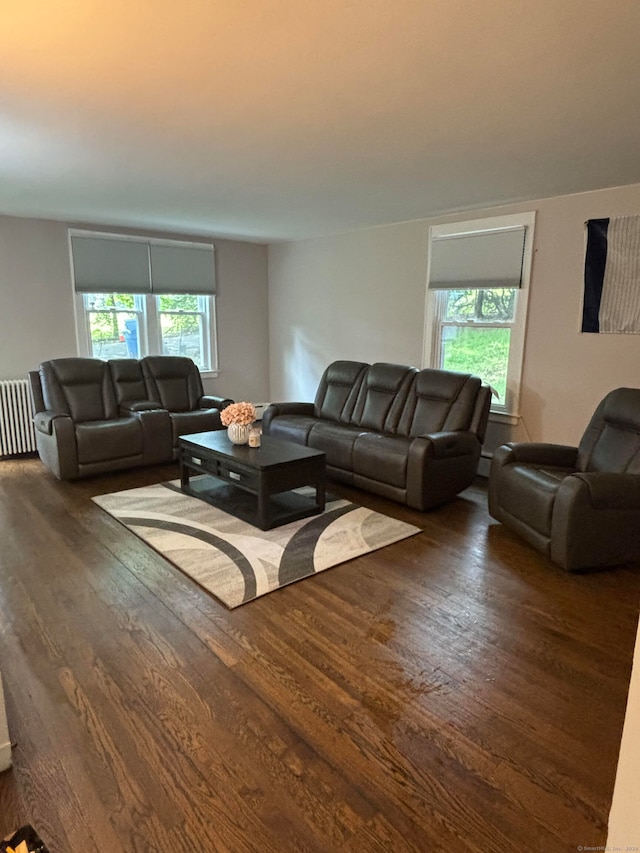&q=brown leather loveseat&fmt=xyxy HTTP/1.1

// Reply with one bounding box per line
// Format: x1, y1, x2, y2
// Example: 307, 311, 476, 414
262, 360, 491, 510
29, 356, 232, 480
